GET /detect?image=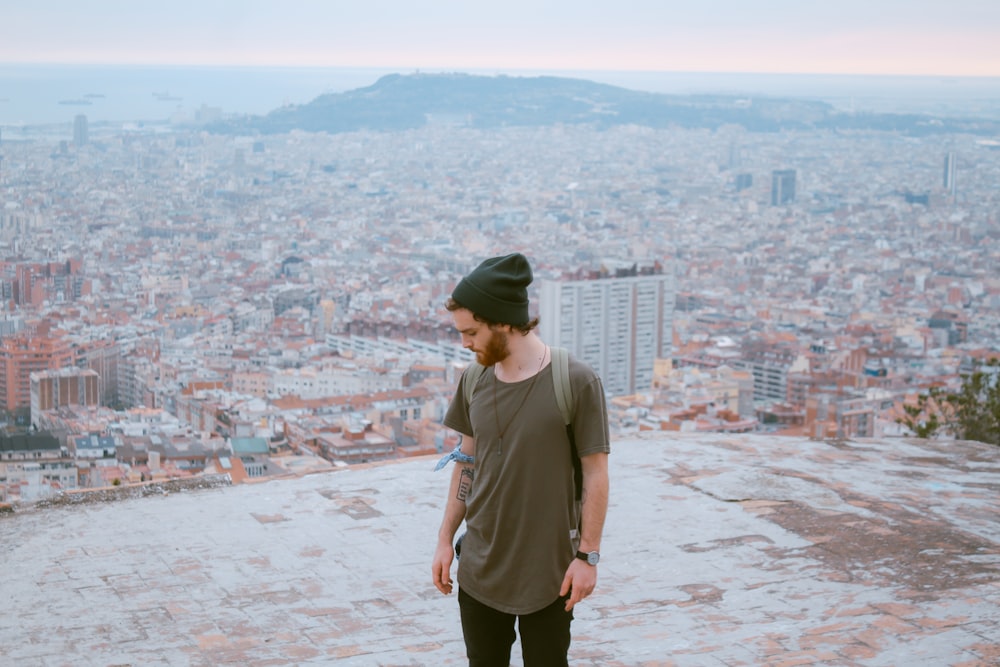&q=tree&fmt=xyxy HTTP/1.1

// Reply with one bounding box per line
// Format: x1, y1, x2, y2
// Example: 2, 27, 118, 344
896, 387, 948, 438
947, 357, 1000, 446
